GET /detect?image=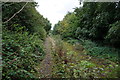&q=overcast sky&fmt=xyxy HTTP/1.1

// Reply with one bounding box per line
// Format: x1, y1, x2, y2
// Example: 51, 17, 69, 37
35, 0, 80, 29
